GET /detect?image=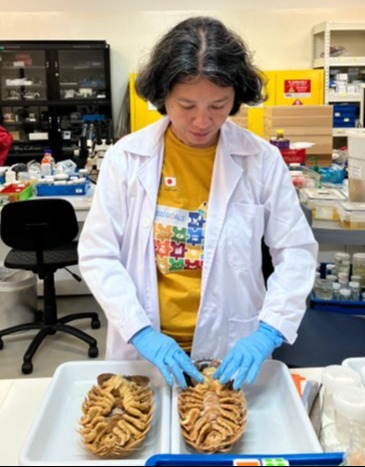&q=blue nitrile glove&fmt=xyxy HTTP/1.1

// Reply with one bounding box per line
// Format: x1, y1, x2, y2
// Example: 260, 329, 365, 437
213, 322, 284, 390
130, 326, 203, 389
